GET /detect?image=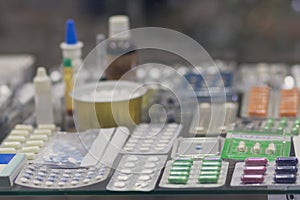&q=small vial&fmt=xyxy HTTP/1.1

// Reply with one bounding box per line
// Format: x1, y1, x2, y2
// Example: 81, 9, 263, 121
253, 142, 261, 153
266, 143, 276, 154
238, 141, 246, 152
